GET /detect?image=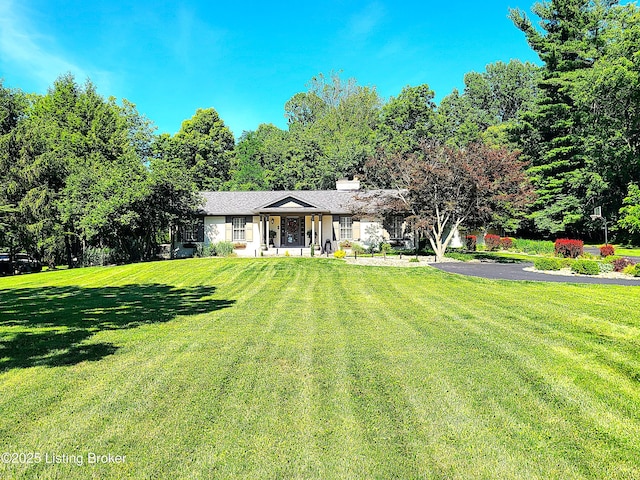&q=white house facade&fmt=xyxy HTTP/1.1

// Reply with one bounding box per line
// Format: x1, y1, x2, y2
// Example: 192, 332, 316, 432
173, 180, 461, 257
